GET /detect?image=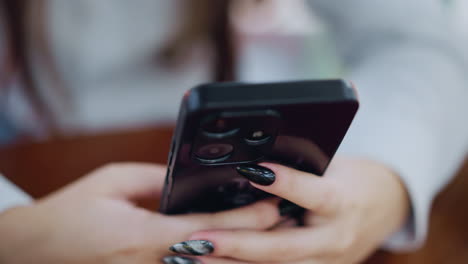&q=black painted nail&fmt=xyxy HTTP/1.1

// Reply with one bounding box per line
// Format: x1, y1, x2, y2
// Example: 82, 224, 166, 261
278, 199, 305, 217
162, 256, 201, 264
169, 240, 214, 256
236, 164, 275, 186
